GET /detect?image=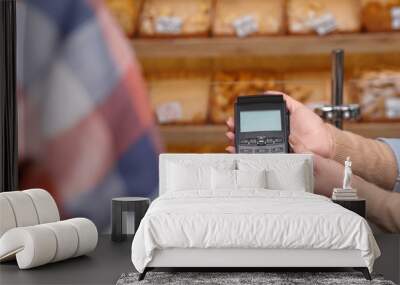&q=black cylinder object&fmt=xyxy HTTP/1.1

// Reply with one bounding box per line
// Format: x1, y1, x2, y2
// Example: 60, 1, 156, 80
331, 49, 344, 129
111, 197, 150, 242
